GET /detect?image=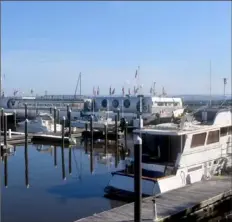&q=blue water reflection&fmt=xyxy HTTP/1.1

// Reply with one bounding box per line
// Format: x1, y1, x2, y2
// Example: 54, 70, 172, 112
1, 144, 126, 222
